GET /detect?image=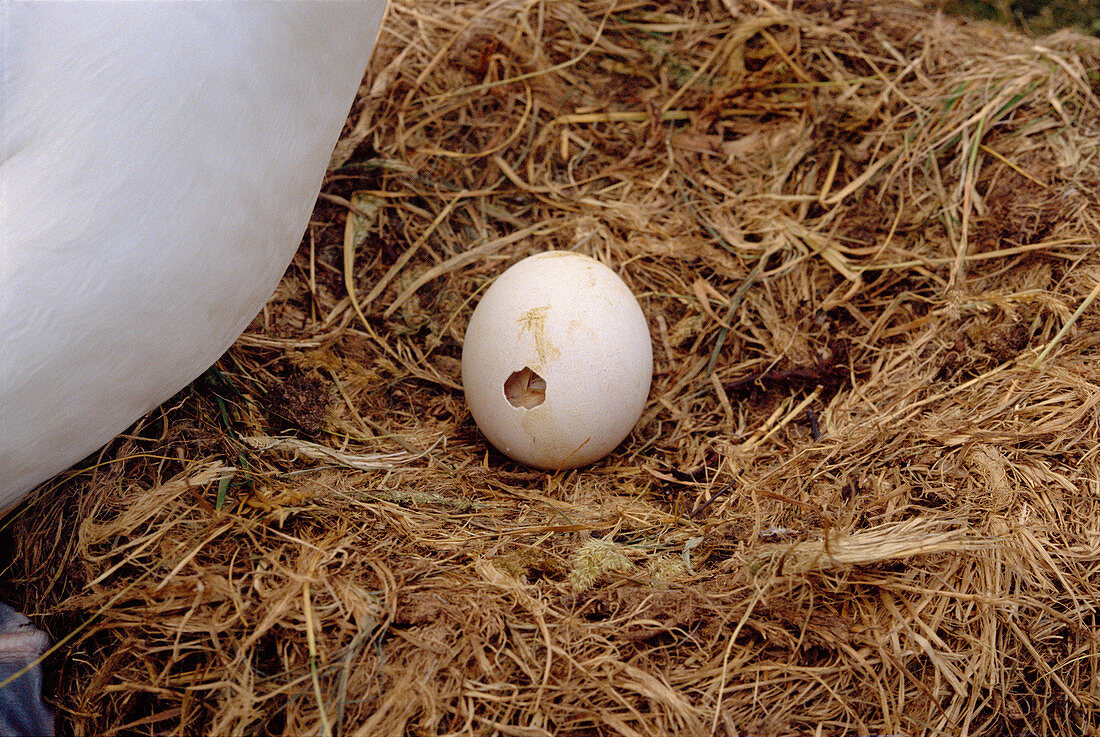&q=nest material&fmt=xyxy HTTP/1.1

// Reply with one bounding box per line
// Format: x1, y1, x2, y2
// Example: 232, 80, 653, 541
6, 1, 1100, 735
